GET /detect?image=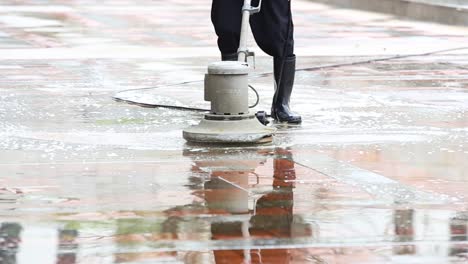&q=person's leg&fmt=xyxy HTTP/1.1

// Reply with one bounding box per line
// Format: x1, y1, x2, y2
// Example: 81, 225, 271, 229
250, 0, 302, 124
250, 0, 294, 59
211, 0, 244, 61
